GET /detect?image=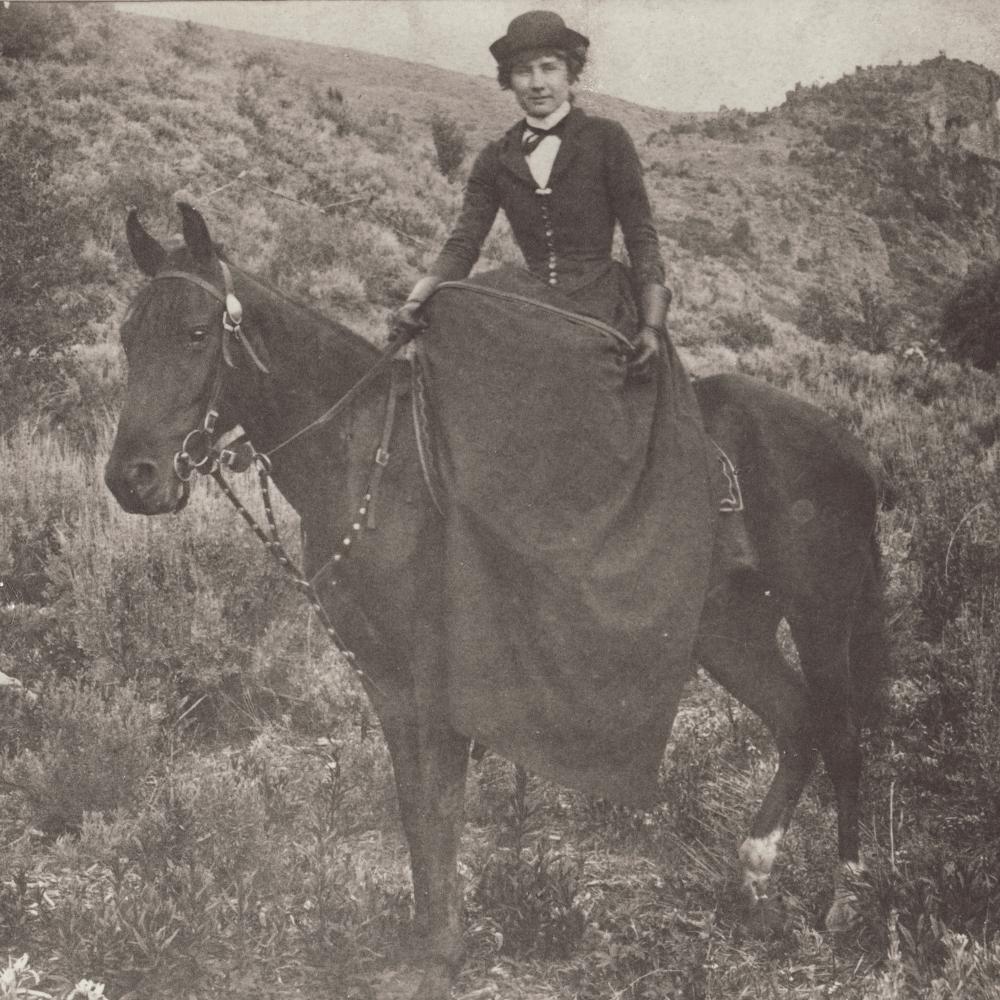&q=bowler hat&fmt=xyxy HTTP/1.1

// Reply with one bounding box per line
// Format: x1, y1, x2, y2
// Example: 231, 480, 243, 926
489, 10, 589, 64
